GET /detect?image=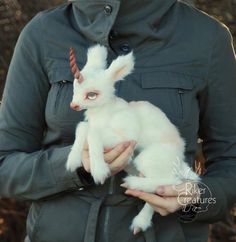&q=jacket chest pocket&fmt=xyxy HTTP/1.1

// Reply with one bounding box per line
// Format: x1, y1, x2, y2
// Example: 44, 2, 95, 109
142, 72, 194, 123
45, 68, 84, 140
120, 72, 195, 127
